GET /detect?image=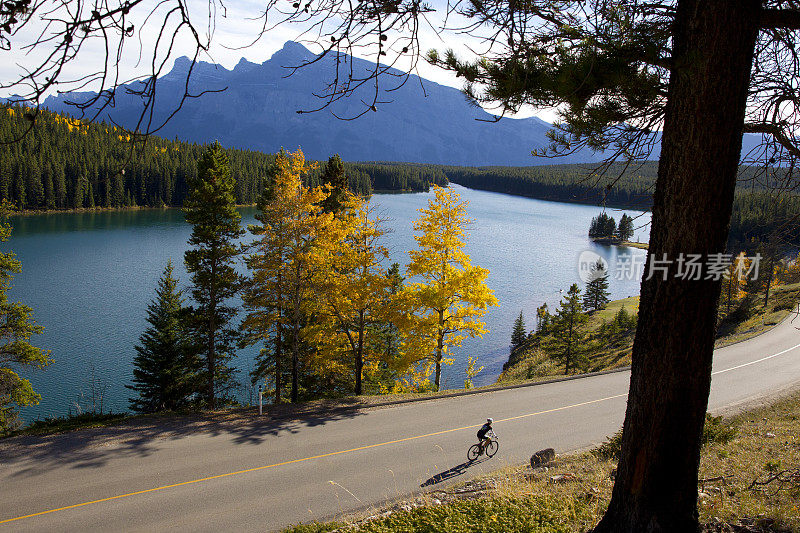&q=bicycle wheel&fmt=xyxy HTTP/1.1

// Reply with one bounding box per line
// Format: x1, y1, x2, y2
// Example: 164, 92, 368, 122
467, 444, 482, 462
485, 440, 499, 458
